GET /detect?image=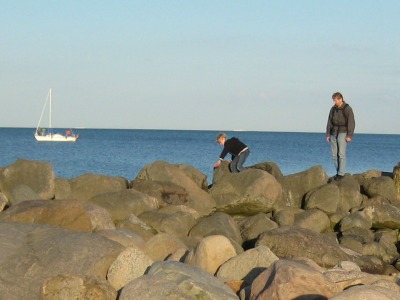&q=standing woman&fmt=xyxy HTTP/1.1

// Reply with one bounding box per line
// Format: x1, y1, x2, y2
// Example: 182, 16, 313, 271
326, 92, 355, 180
